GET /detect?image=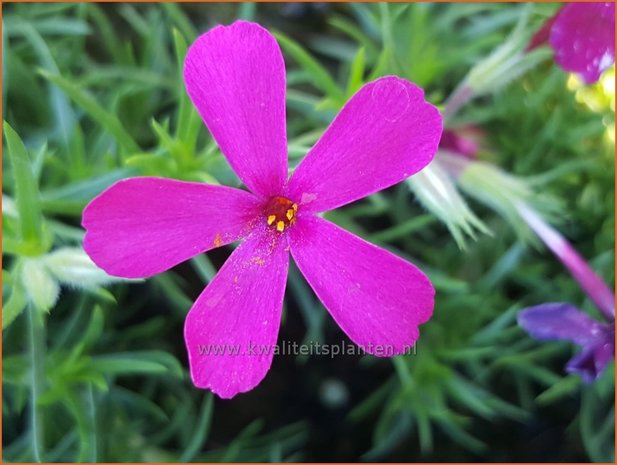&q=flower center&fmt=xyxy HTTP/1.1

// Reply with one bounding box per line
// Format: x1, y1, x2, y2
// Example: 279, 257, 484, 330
264, 196, 298, 232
